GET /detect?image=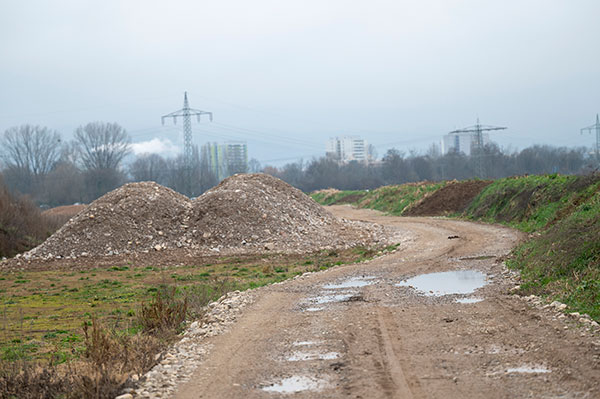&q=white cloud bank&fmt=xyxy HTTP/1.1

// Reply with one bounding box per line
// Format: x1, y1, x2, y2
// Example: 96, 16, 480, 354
131, 138, 180, 157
